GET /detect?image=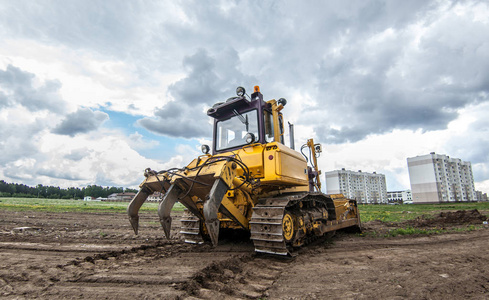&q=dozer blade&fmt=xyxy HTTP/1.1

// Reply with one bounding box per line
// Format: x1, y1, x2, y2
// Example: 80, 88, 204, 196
127, 188, 151, 235
203, 178, 229, 247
